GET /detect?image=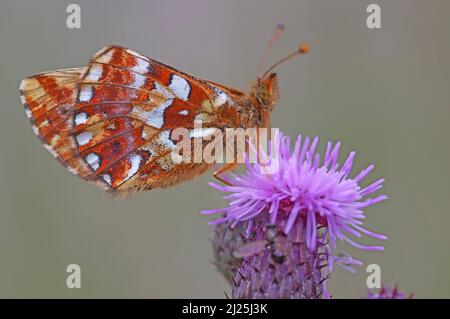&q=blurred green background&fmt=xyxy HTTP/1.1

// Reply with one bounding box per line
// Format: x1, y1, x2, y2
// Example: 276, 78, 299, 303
0, 0, 449, 298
